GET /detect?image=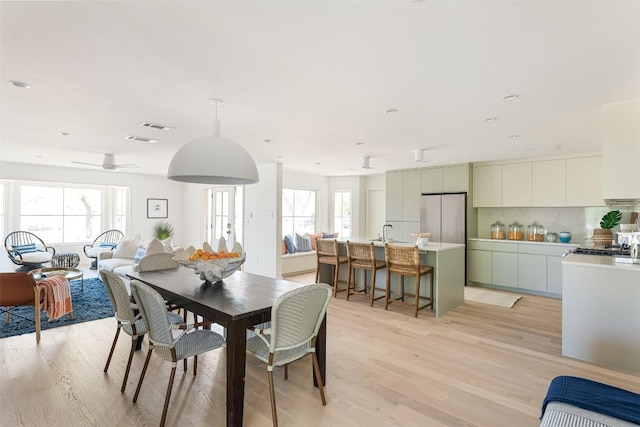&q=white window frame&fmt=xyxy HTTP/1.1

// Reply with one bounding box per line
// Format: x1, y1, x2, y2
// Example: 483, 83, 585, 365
333, 190, 352, 238
282, 187, 317, 237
